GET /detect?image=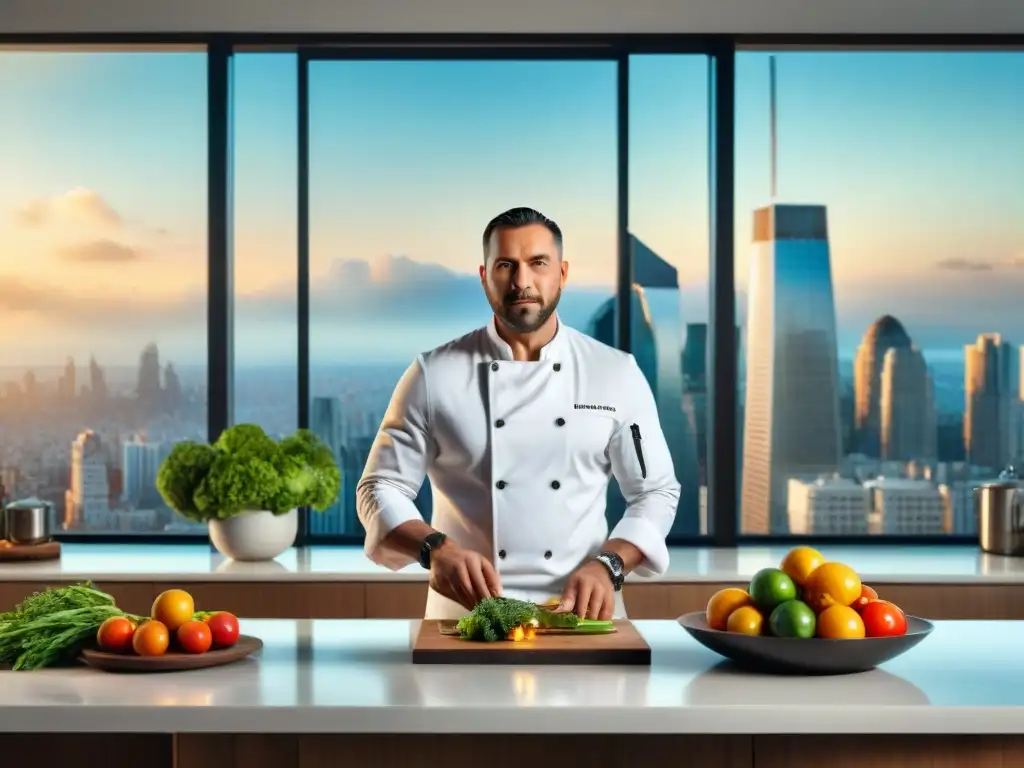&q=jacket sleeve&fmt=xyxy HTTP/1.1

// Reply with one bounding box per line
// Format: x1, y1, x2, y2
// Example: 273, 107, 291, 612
606, 355, 680, 577
356, 356, 435, 570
